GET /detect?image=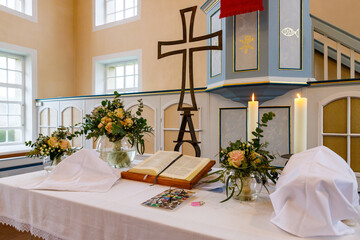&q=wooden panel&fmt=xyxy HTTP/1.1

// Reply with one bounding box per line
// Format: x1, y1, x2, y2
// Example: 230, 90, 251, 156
62, 107, 72, 127
351, 98, 360, 134
351, 137, 360, 172
39, 109, 48, 126
323, 98, 347, 133
164, 104, 179, 128
323, 136, 347, 161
